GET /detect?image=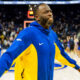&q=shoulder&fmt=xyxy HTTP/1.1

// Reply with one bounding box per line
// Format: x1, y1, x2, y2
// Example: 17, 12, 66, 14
21, 27, 33, 33
19, 26, 35, 35
17, 26, 38, 39
51, 29, 57, 38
